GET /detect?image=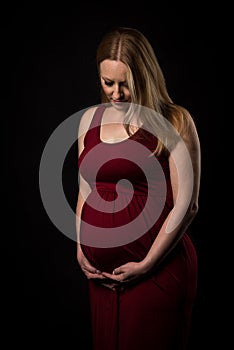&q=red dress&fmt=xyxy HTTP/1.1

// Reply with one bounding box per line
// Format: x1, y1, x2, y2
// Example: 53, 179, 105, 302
78, 105, 197, 350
